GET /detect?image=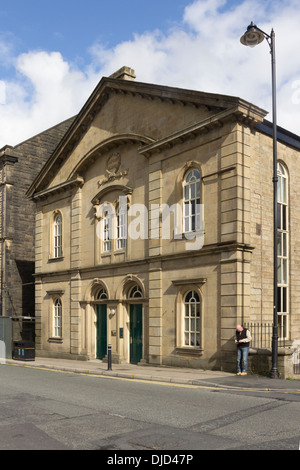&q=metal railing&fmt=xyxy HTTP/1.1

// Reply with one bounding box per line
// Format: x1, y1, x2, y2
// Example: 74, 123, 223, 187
244, 323, 300, 374
293, 350, 300, 375
244, 322, 287, 349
